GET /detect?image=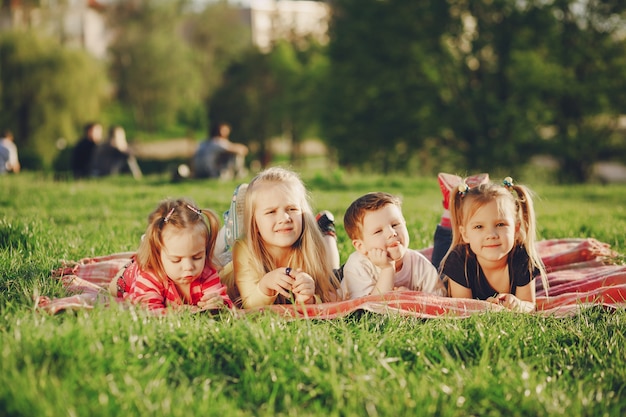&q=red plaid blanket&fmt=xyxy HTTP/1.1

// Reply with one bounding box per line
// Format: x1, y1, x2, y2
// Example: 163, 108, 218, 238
36, 238, 625, 318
